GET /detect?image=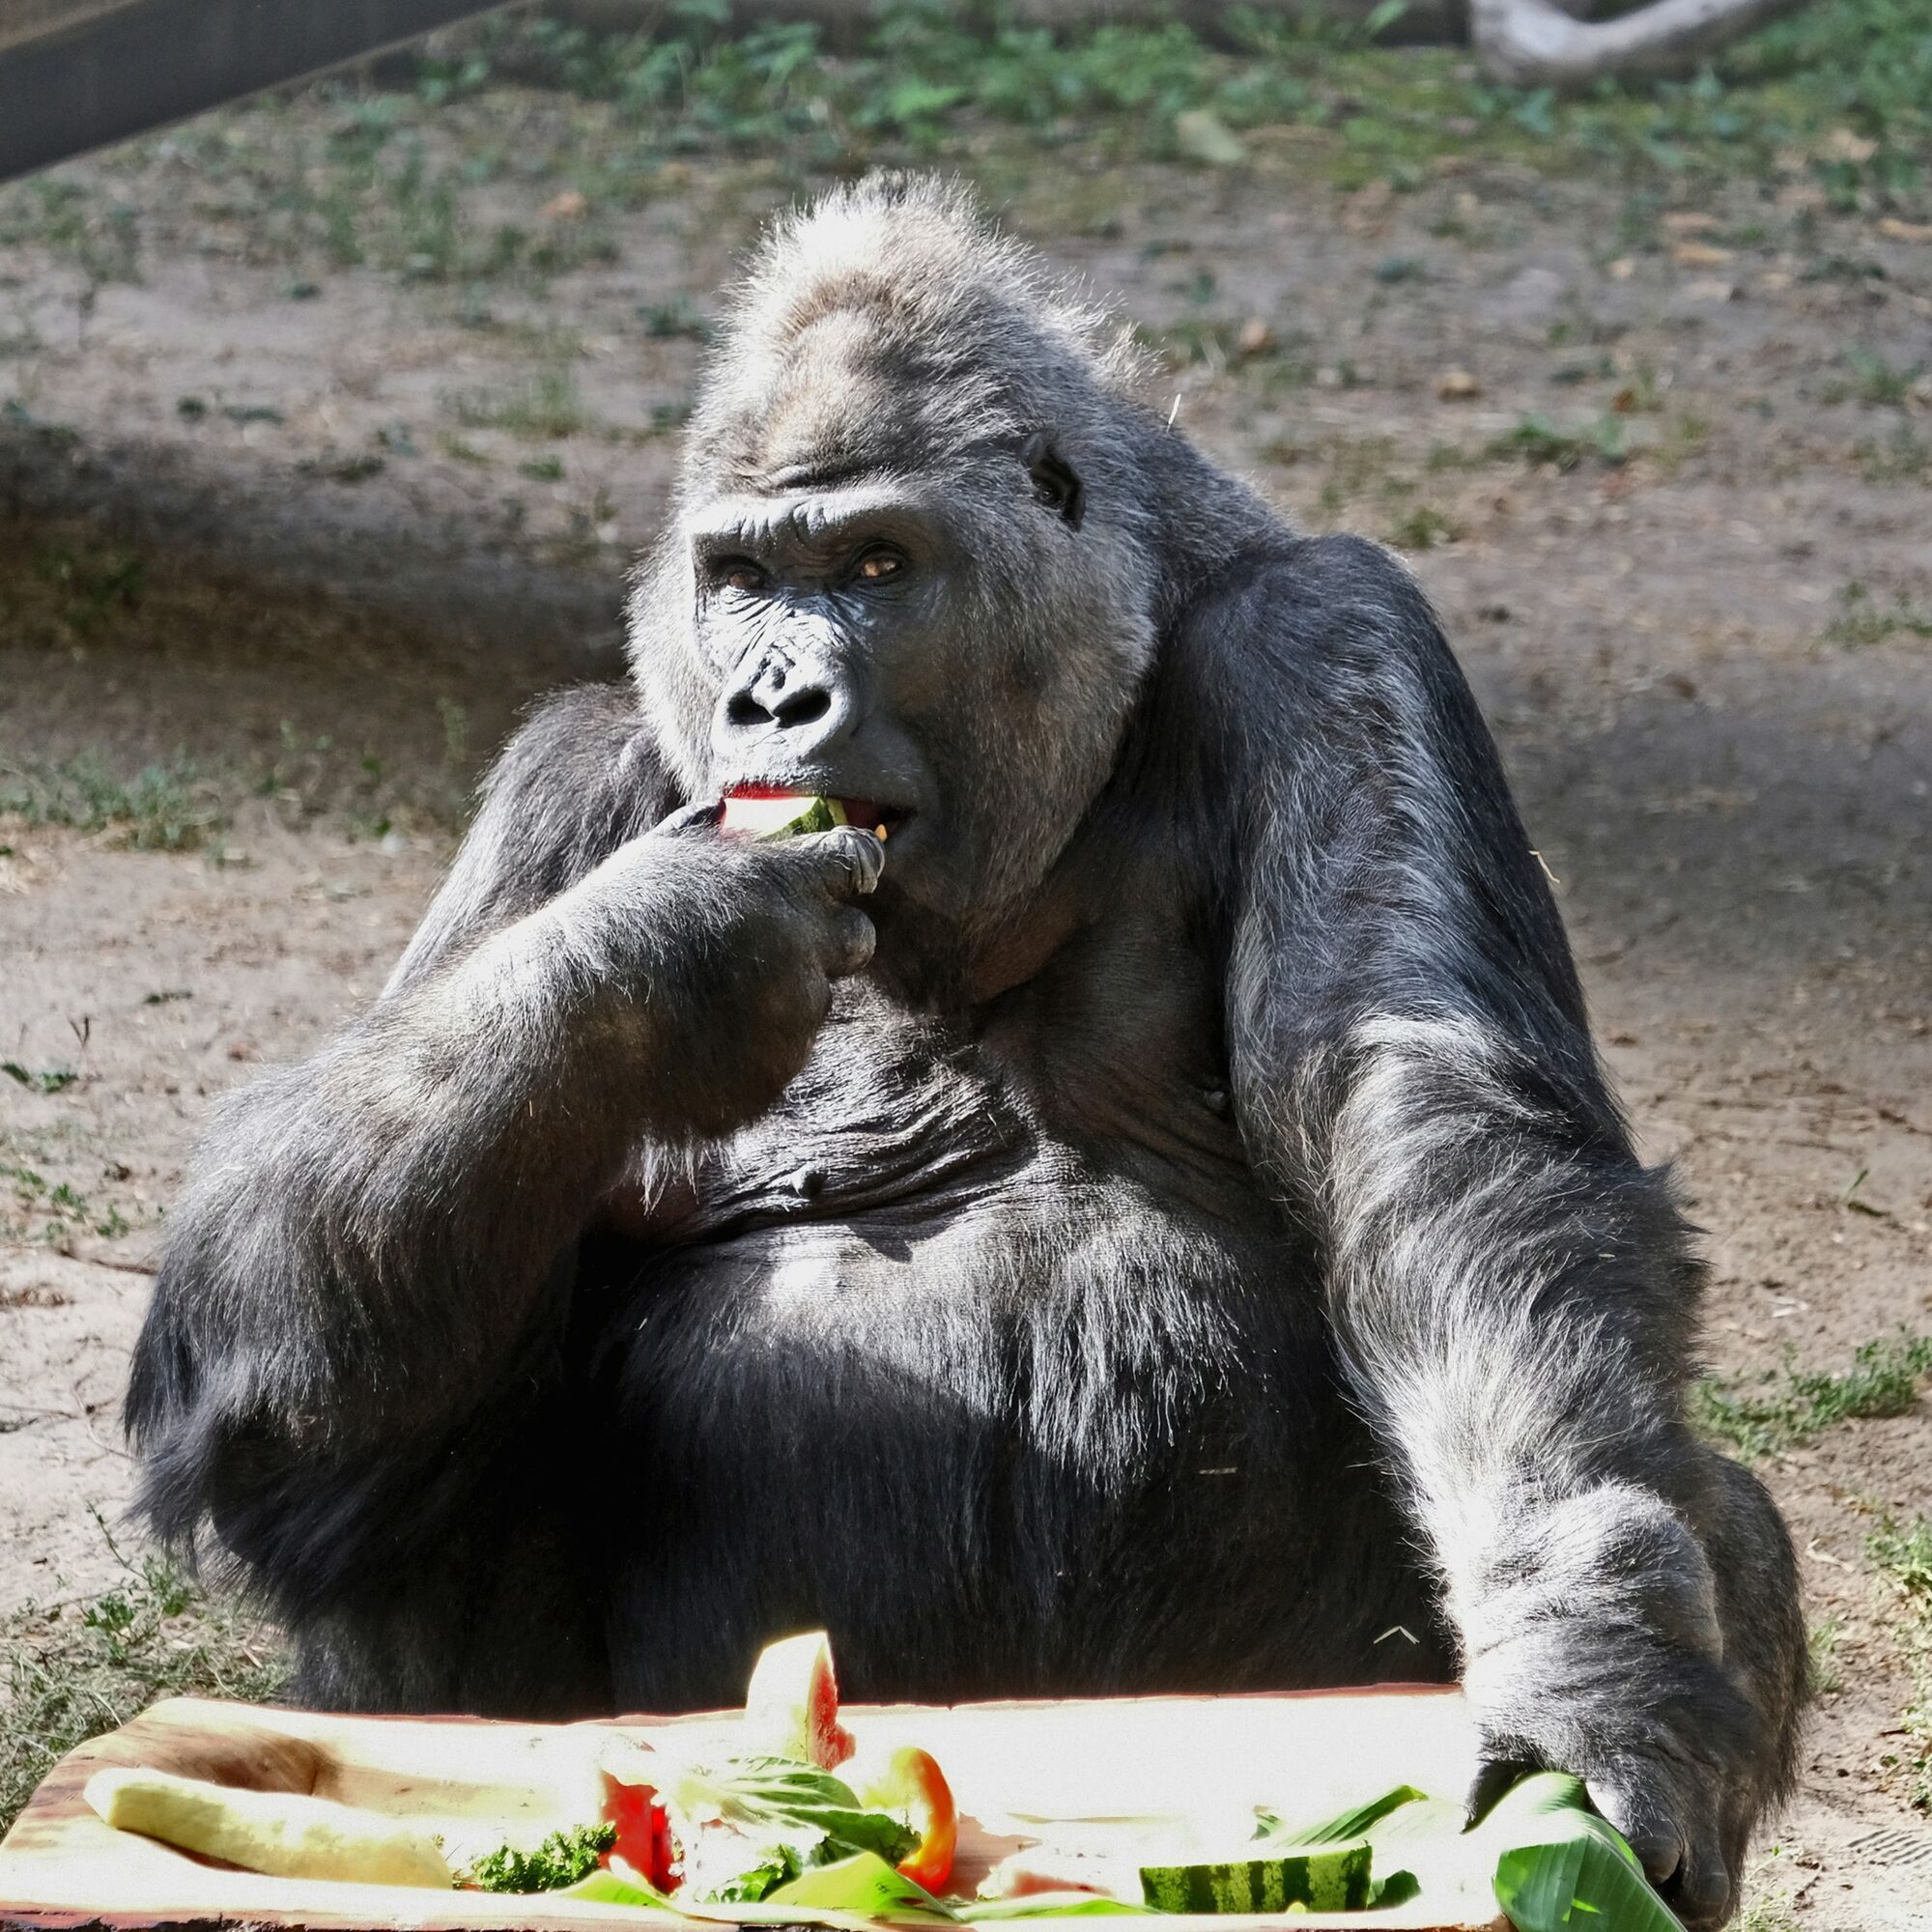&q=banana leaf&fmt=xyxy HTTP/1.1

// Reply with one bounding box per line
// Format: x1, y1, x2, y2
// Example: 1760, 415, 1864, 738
1483, 1775, 1682, 1932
